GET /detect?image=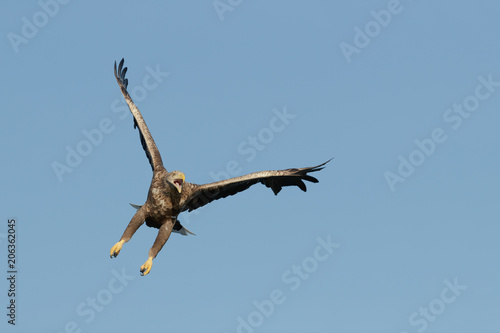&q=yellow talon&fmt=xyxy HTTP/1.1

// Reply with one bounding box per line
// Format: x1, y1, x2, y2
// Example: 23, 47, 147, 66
140, 258, 153, 276
110, 240, 125, 258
